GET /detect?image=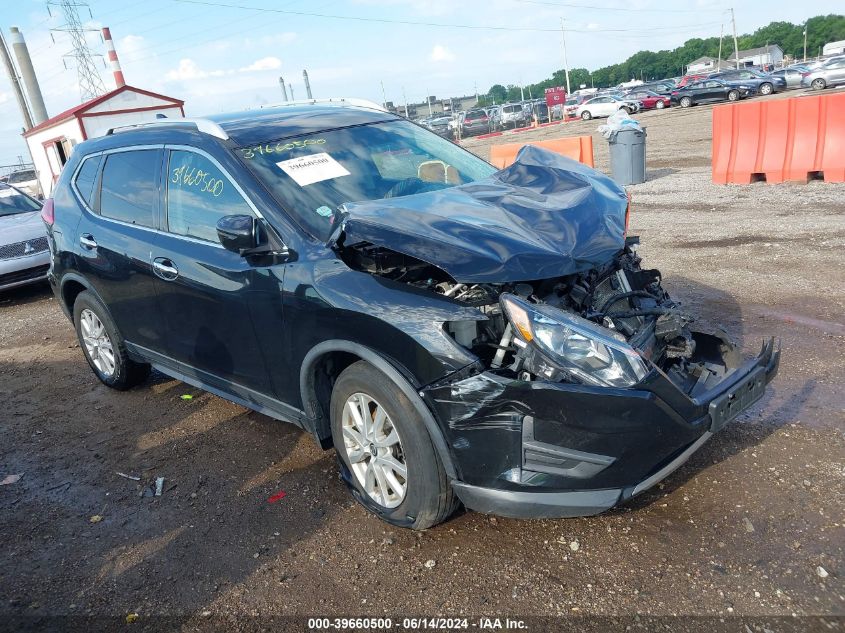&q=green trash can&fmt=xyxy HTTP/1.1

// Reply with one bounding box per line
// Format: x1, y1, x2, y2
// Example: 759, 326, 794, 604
608, 127, 647, 186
